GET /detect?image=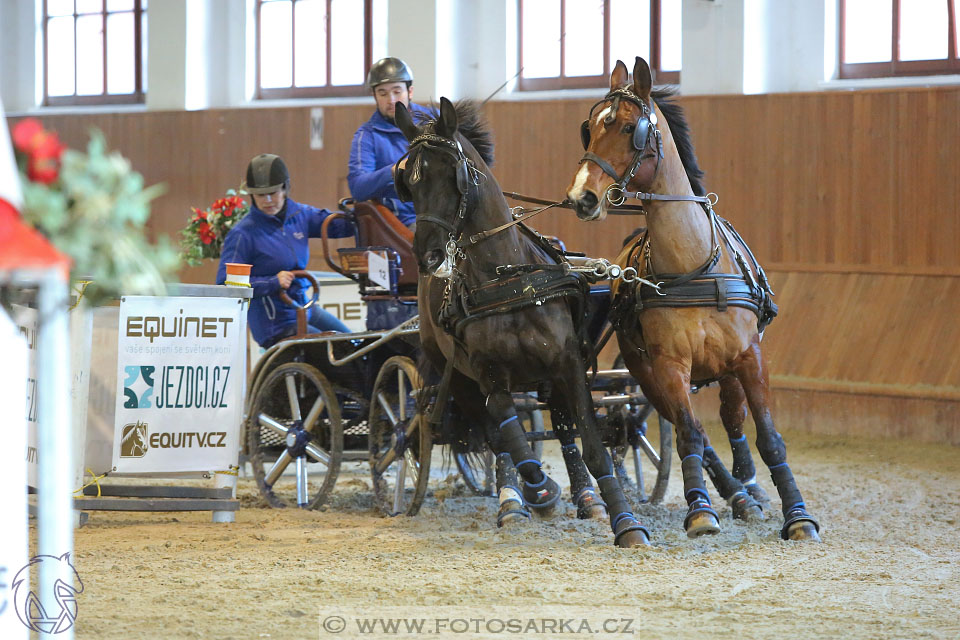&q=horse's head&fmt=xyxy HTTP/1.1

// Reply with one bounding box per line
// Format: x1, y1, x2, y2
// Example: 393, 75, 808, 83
567, 57, 663, 221
395, 97, 486, 277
